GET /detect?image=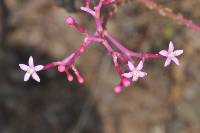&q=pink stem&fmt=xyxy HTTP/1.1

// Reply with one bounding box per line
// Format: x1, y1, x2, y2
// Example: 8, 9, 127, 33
80, 7, 95, 16
94, 1, 104, 33
105, 32, 163, 59
61, 40, 91, 66
43, 61, 61, 70
85, 0, 91, 7
105, 32, 131, 54
102, 40, 114, 53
